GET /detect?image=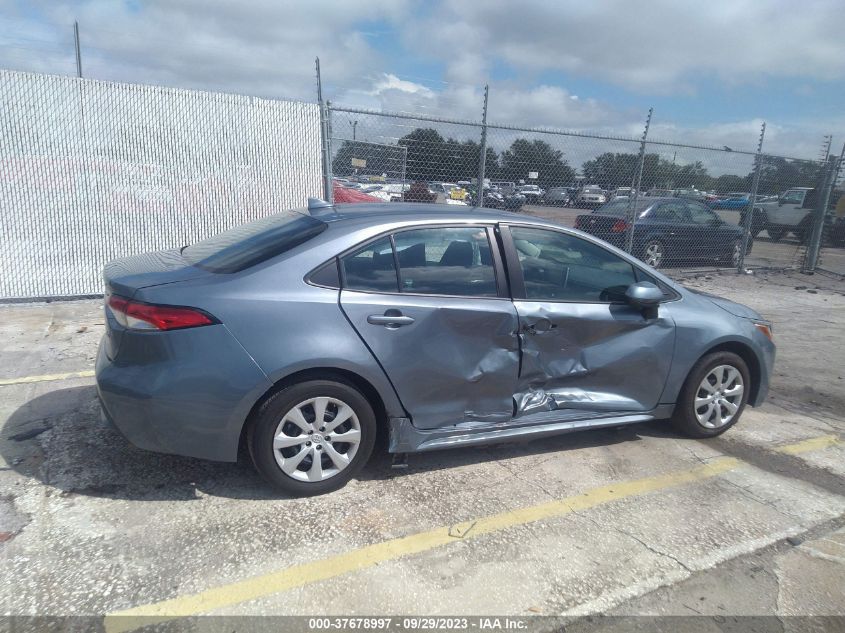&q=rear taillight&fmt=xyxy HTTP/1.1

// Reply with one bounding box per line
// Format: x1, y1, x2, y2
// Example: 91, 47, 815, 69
107, 295, 217, 331
611, 219, 629, 233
